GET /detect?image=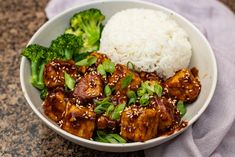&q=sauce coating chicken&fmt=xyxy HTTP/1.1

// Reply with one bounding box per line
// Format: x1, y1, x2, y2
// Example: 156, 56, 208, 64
62, 103, 96, 139
43, 60, 78, 88
120, 105, 159, 142
42, 52, 201, 143
164, 68, 201, 102
43, 88, 66, 122
73, 73, 103, 99
108, 64, 142, 94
